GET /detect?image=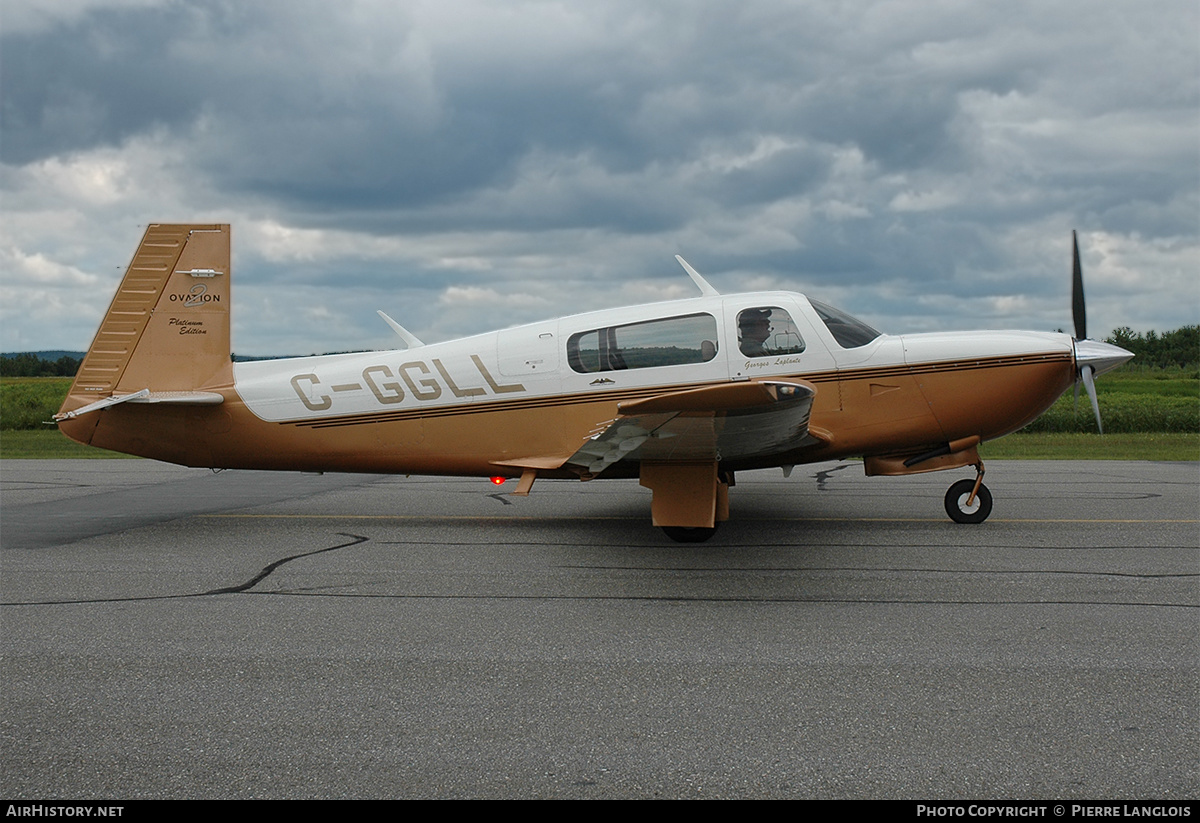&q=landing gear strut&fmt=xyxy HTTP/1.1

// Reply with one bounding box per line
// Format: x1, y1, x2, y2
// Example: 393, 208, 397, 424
944, 463, 992, 524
